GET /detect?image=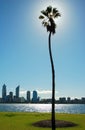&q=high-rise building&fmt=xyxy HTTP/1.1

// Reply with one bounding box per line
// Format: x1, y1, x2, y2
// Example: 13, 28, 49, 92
27, 91, 30, 102
32, 90, 38, 102
2, 84, 7, 100
9, 91, 13, 102
67, 97, 71, 102
59, 97, 66, 103
16, 85, 20, 98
